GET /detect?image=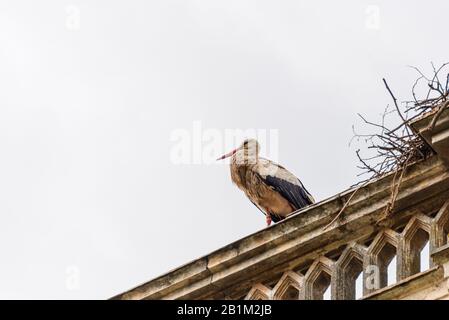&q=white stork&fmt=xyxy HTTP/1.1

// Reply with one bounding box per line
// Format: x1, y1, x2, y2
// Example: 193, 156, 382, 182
217, 139, 315, 226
